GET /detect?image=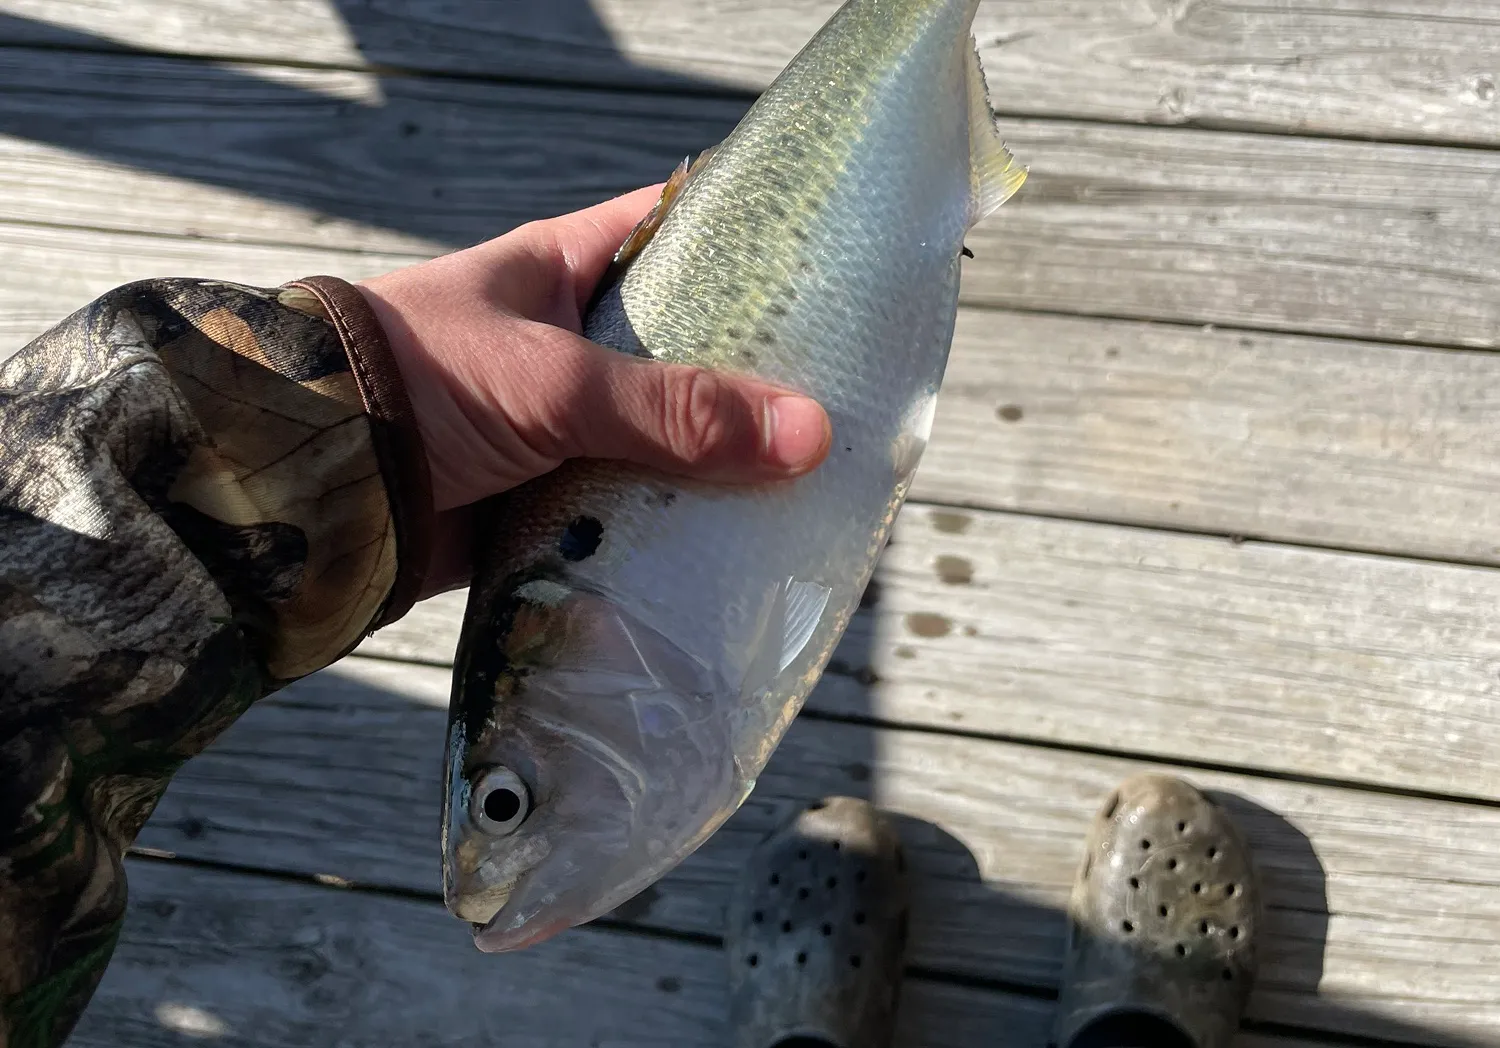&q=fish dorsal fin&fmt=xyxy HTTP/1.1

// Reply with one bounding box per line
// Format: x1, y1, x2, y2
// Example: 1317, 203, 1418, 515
965, 43, 1027, 223
608, 146, 718, 271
